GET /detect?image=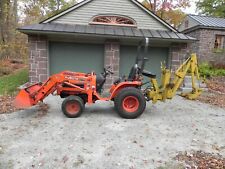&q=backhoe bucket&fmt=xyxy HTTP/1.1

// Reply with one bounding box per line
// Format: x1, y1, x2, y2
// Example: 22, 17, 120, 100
14, 83, 42, 109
